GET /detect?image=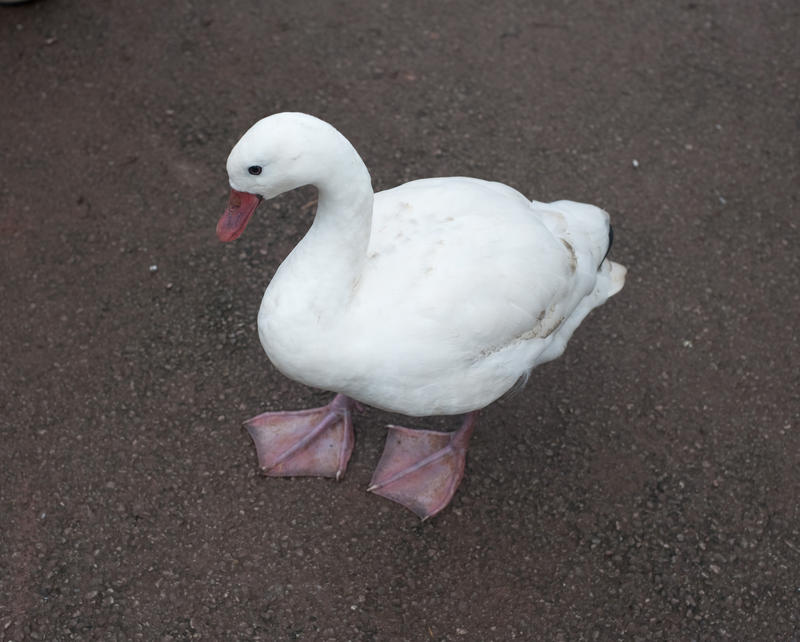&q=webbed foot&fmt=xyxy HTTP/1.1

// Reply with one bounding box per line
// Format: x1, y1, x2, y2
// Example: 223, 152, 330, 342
368, 412, 477, 519
244, 394, 356, 480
